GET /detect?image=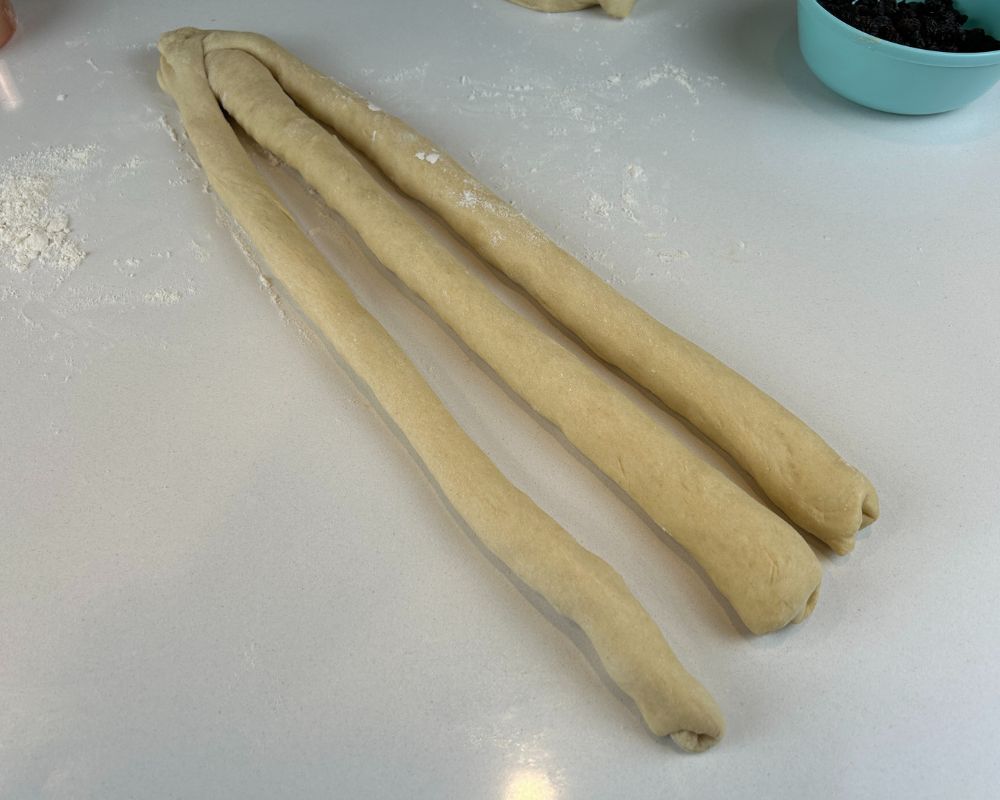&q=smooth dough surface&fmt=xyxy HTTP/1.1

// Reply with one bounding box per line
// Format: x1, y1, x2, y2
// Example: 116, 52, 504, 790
158, 27, 724, 752
508, 0, 637, 17
206, 31, 879, 556
202, 39, 822, 636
